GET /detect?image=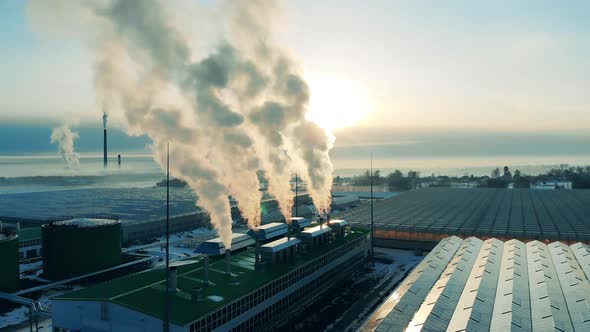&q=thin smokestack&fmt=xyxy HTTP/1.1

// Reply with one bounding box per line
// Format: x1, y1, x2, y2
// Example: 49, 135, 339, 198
103, 112, 108, 168
225, 250, 231, 276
